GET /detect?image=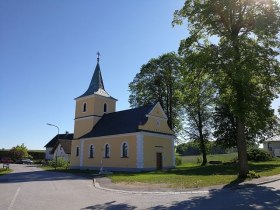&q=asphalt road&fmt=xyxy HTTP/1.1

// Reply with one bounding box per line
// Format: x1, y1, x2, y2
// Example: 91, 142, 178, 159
0, 164, 280, 210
